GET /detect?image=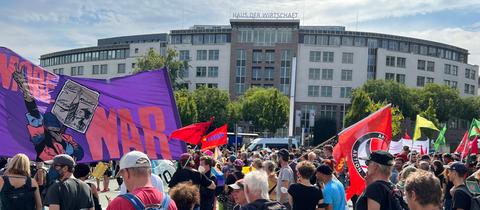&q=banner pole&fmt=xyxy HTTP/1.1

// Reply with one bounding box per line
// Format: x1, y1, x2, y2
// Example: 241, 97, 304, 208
183, 144, 199, 168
